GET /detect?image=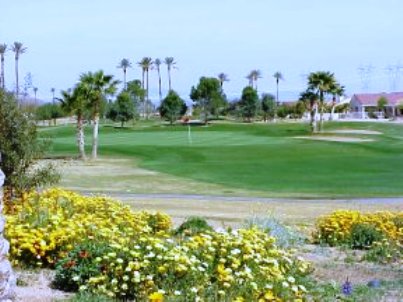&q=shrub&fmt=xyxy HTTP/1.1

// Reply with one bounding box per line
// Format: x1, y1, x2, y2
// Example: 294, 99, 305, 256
5, 188, 172, 267
175, 216, 213, 236
313, 210, 402, 247
245, 214, 305, 248
53, 241, 113, 292
80, 228, 312, 301
349, 223, 384, 249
